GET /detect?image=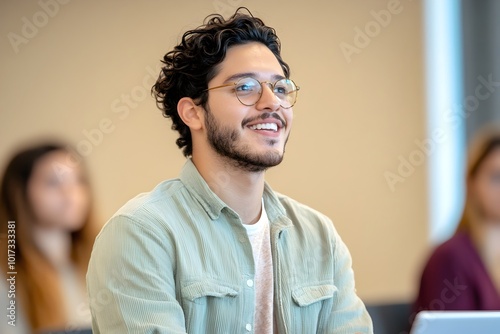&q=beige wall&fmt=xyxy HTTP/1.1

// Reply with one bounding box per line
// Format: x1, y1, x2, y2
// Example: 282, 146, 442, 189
0, 0, 428, 302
